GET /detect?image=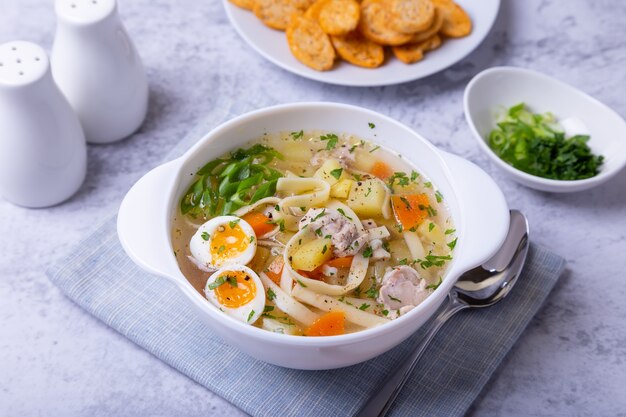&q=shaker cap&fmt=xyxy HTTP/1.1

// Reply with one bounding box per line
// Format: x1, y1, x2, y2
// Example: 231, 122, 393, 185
0, 41, 49, 88
55, 0, 117, 26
